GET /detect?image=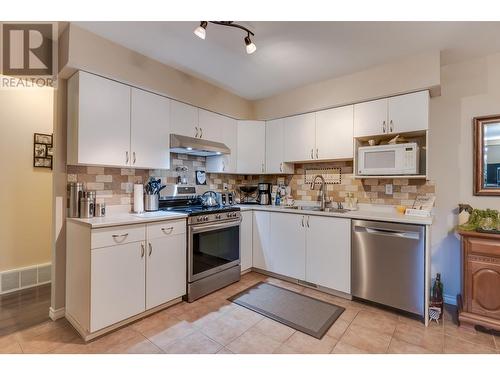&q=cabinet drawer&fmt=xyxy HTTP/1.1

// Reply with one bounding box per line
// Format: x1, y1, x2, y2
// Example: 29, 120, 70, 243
467, 237, 500, 258
147, 219, 186, 240
91, 225, 145, 249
